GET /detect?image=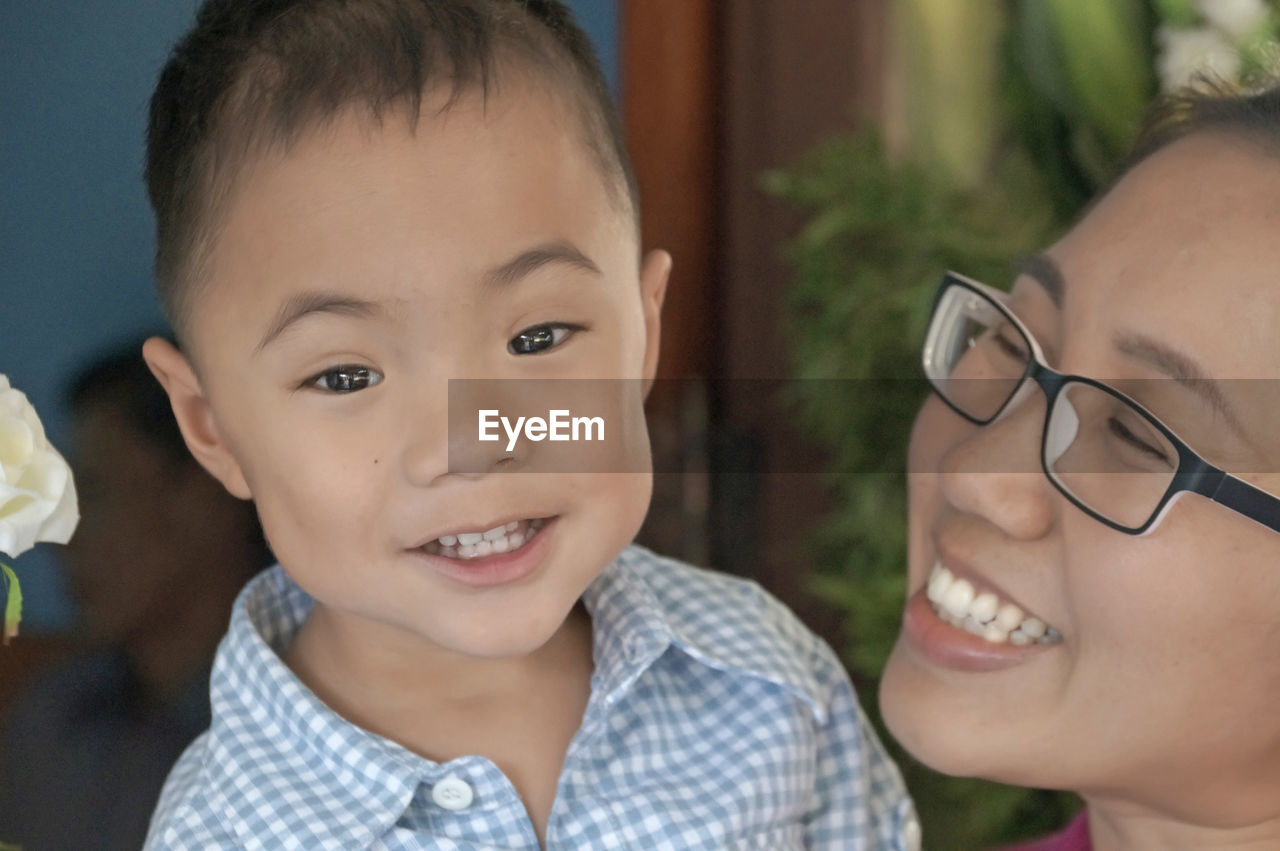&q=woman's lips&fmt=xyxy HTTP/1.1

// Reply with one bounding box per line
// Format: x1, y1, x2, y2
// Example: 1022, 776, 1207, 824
901, 582, 1058, 673
925, 561, 1061, 646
